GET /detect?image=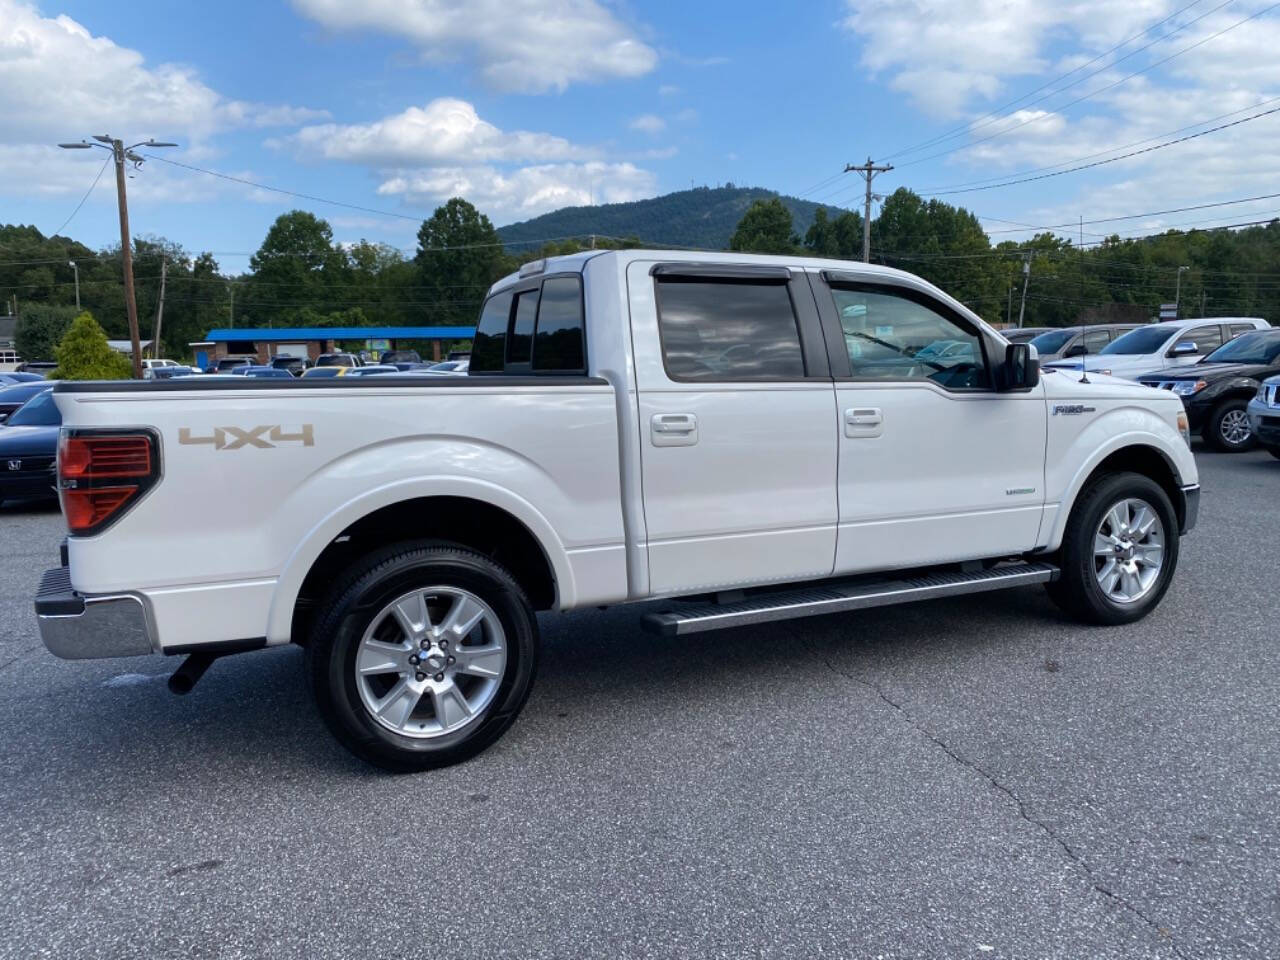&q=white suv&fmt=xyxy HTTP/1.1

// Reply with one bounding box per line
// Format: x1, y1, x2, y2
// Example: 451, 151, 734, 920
1045, 317, 1269, 380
